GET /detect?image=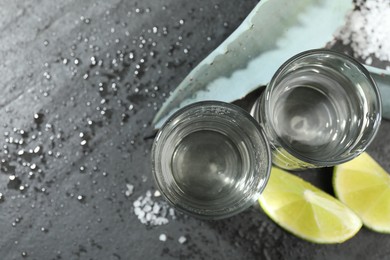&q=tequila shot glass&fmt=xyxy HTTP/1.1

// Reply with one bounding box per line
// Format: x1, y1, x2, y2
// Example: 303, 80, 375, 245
252, 49, 382, 170
152, 101, 271, 219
